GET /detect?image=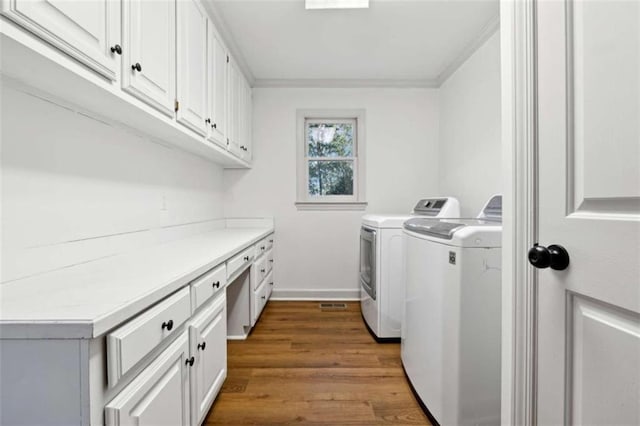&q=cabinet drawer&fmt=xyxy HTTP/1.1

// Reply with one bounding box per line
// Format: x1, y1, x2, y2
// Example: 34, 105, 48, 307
265, 270, 274, 300
105, 331, 190, 426
107, 287, 191, 387
255, 255, 268, 288
254, 279, 269, 323
191, 264, 226, 312
254, 238, 268, 259
226, 246, 253, 280
266, 249, 274, 274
